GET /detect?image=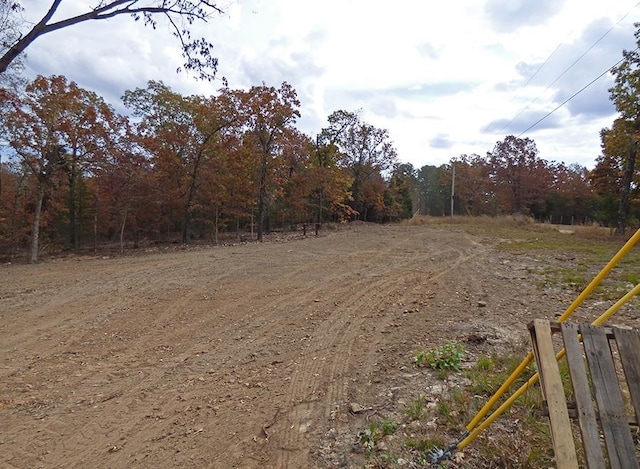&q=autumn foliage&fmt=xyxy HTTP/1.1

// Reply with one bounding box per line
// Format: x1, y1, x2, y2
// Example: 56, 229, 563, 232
0, 76, 408, 261
0, 71, 637, 262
